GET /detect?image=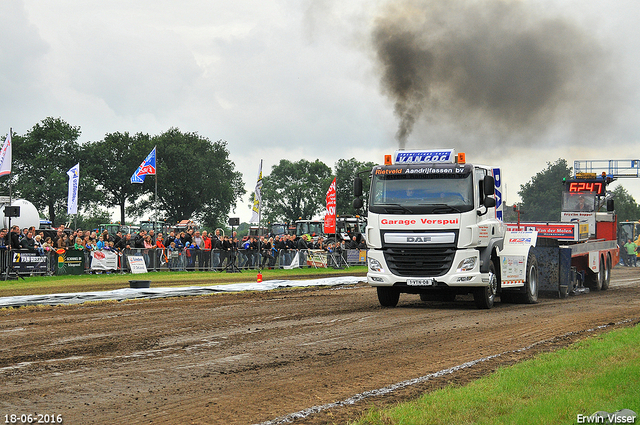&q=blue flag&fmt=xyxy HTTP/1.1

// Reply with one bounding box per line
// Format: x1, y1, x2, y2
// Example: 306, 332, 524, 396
131, 147, 156, 184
